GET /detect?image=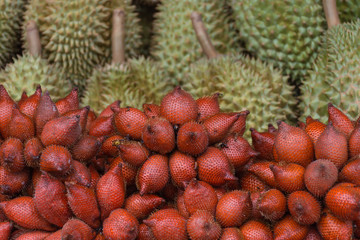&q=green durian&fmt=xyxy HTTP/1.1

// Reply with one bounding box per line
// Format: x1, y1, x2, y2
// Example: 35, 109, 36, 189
301, 19, 360, 122
183, 13, 296, 135
23, 0, 141, 93
337, 0, 360, 22
0, 0, 26, 68
0, 54, 71, 101
231, 0, 326, 81
151, 0, 239, 85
